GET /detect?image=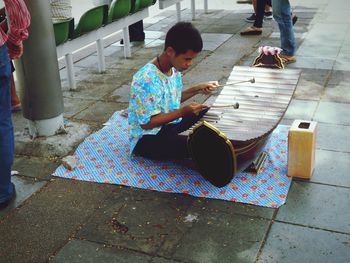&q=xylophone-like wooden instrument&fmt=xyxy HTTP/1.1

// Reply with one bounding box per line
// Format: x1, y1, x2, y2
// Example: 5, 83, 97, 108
184, 66, 301, 186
